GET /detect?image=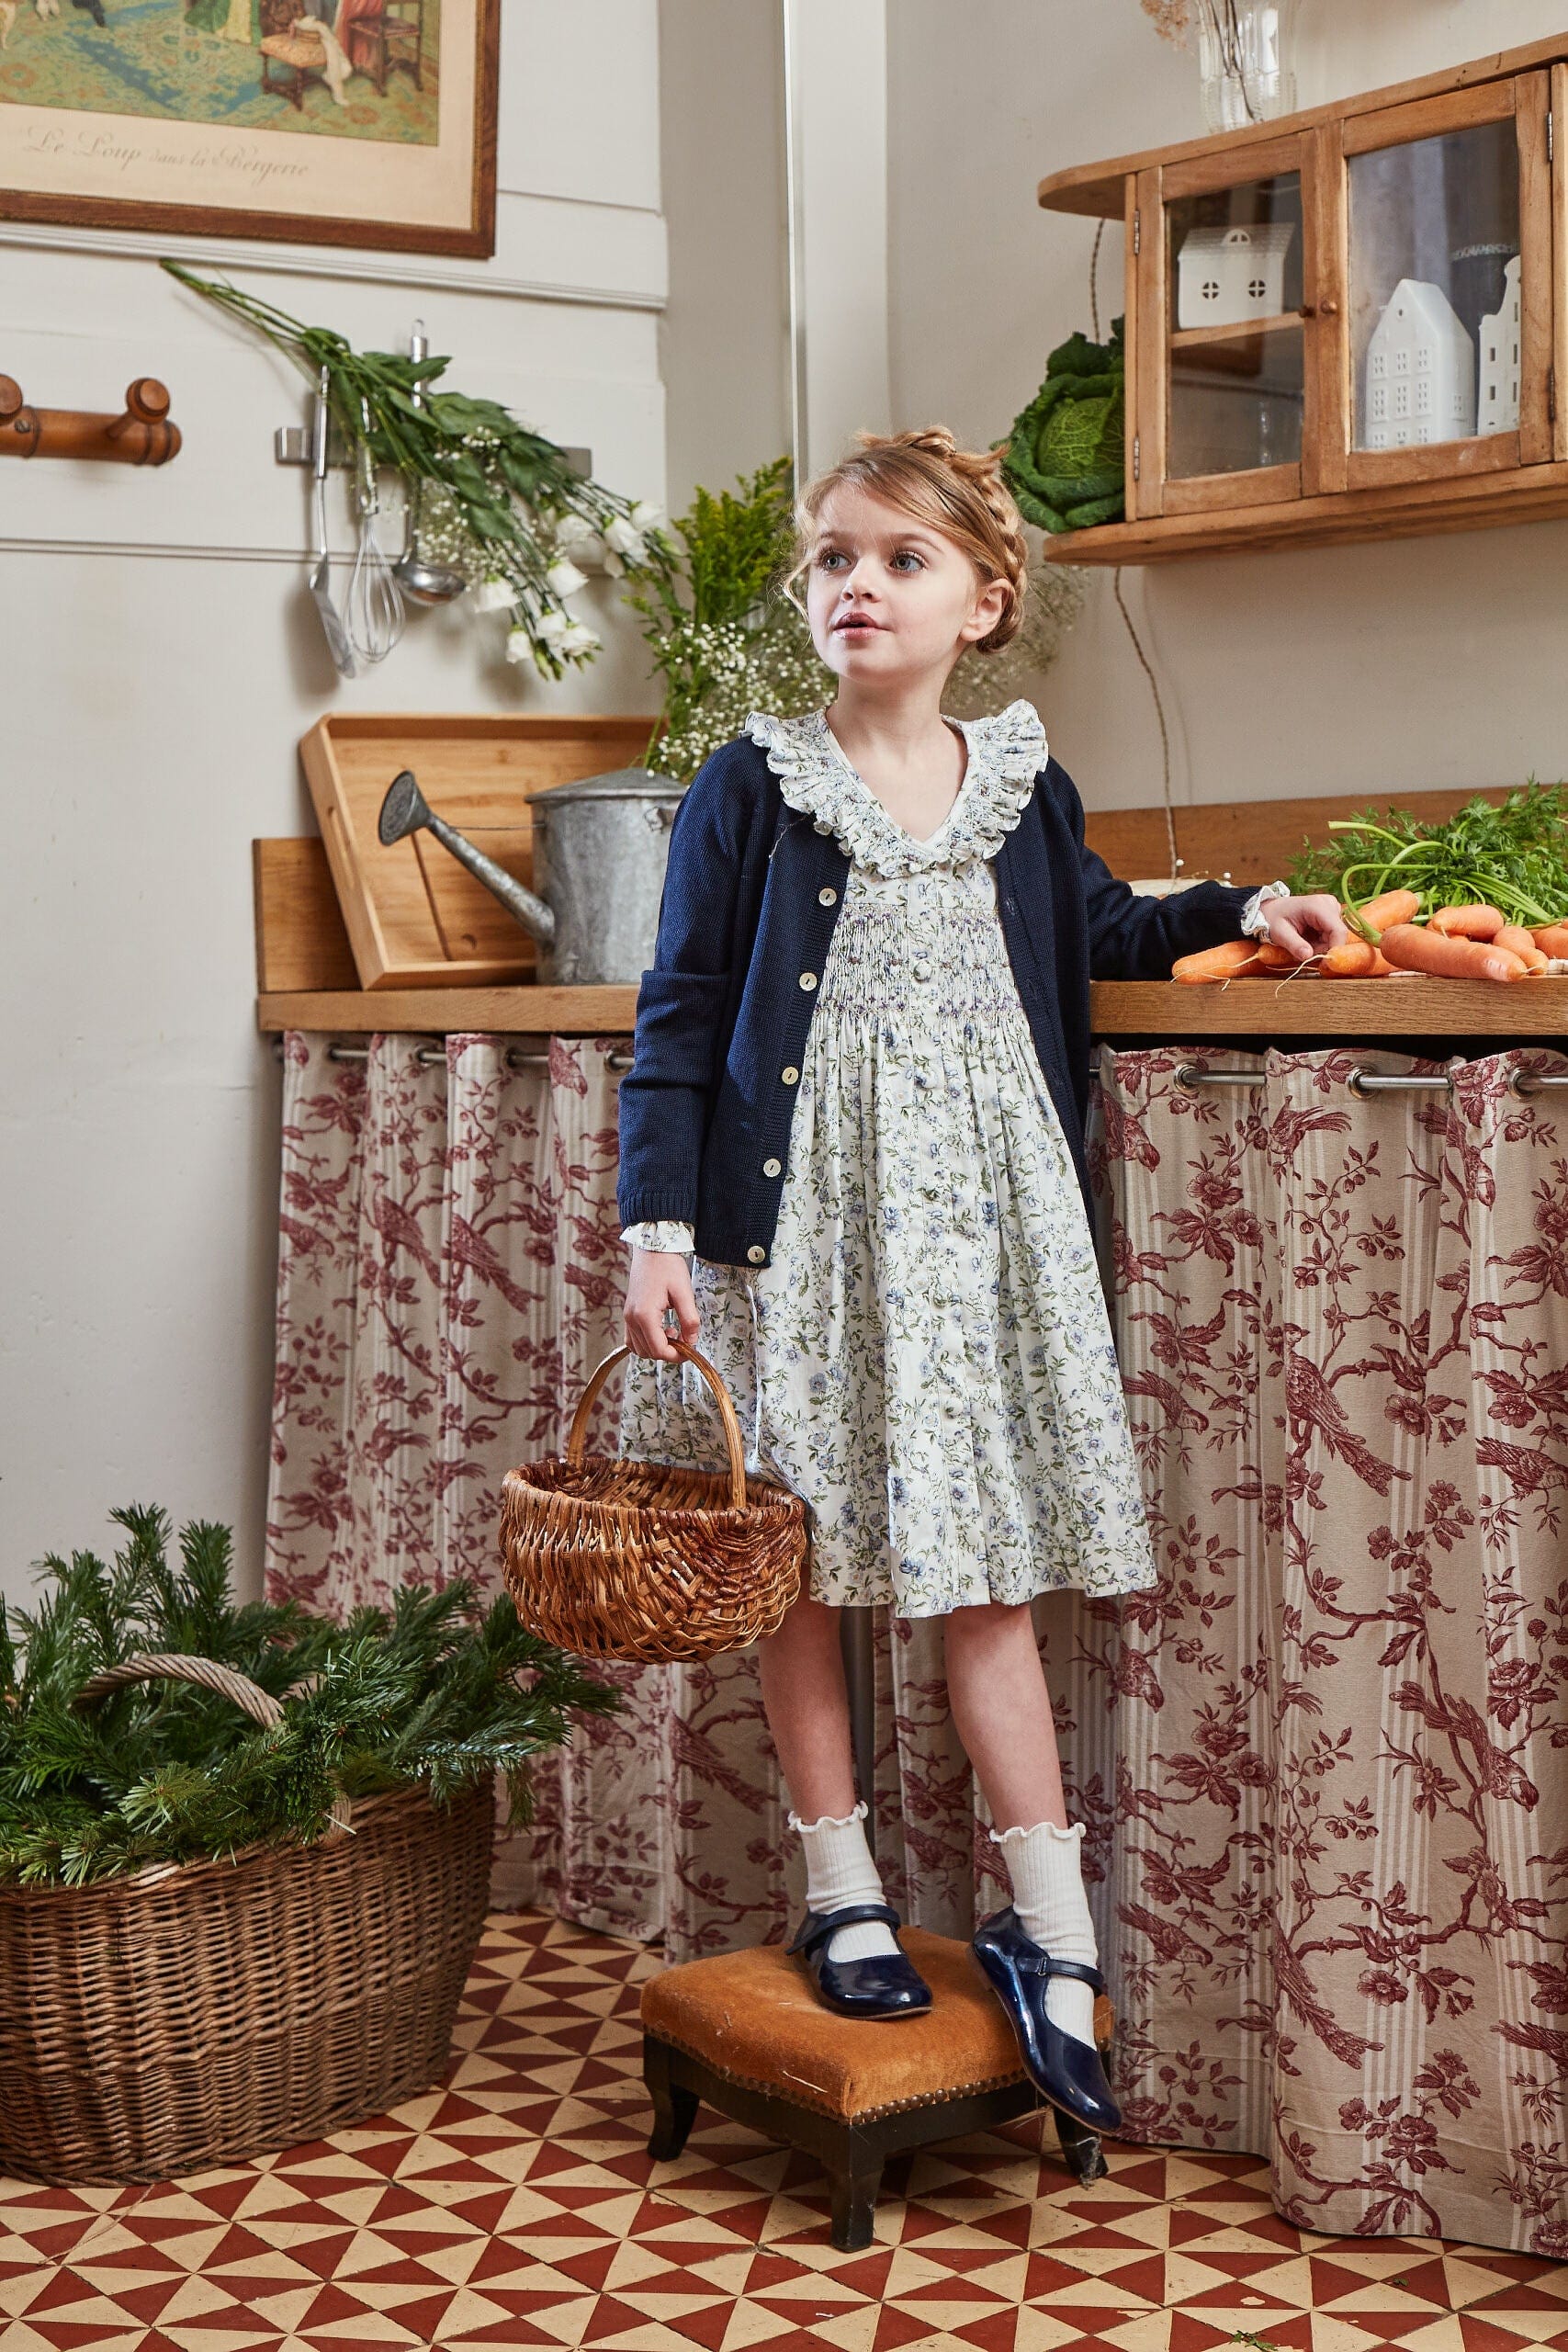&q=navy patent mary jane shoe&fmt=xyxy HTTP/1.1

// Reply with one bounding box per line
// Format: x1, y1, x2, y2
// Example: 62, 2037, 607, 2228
785, 1901, 934, 2020
971, 1905, 1122, 2134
